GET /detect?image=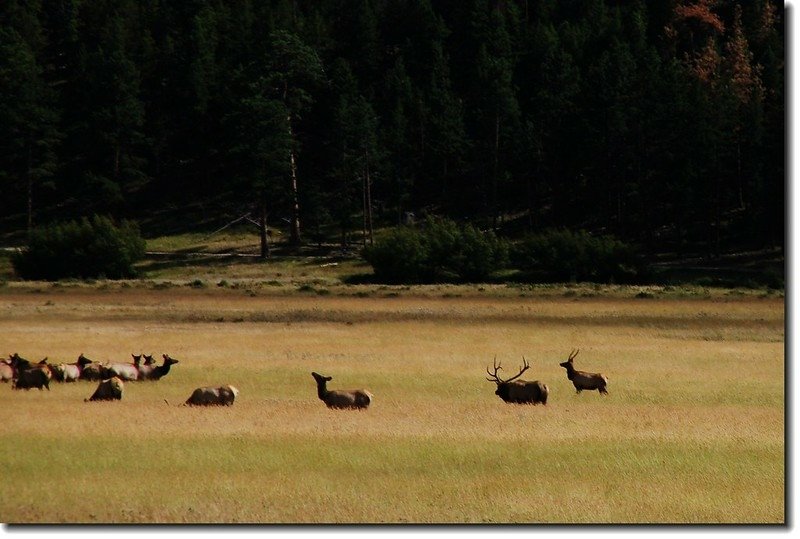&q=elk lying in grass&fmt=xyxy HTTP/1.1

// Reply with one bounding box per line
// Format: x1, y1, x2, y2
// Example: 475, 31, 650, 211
485, 357, 549, 405
1, 358, 13, 382
185, 385, 239, 406
86, 377, 124, 401
103, 355, 141, 381
77, 354, 104, 381
53, 354, 93, 383
559, 349, 608, 395
311, 371, 372, 409
143, 354, 179, 381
